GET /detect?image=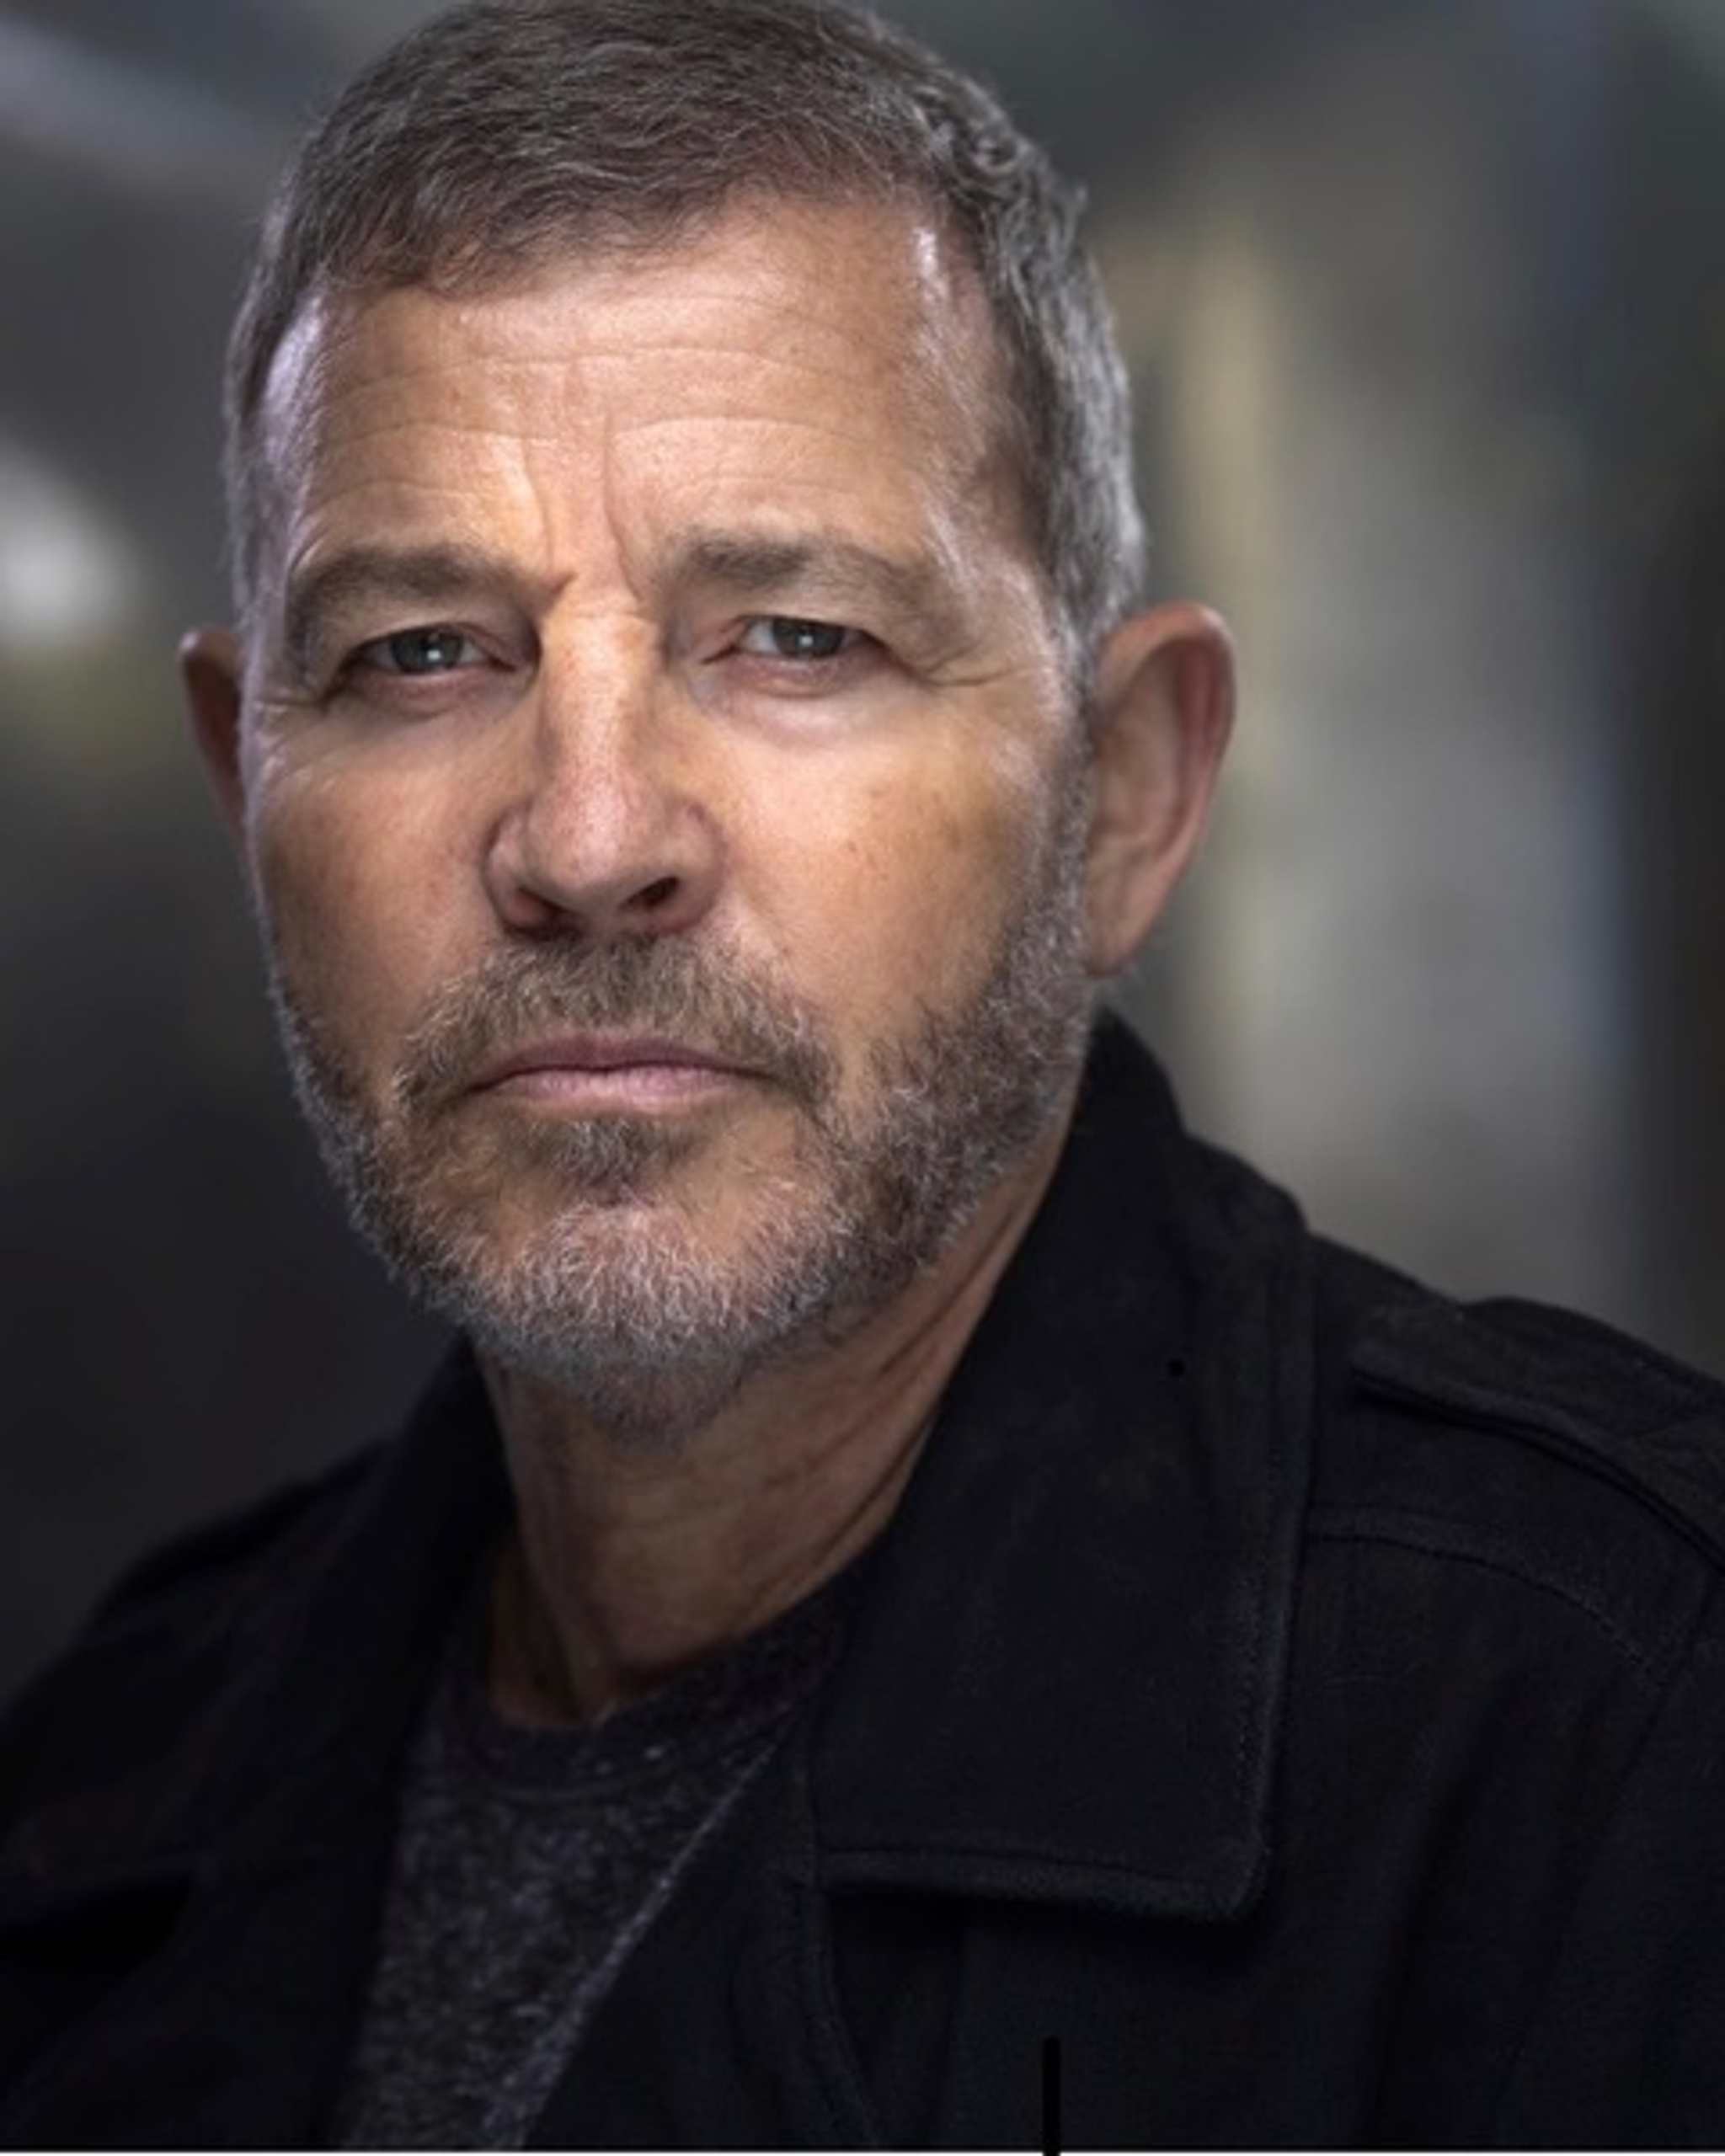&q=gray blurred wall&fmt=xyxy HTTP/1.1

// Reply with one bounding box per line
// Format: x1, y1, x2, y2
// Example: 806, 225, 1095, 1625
3, 0, 1722, 1692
